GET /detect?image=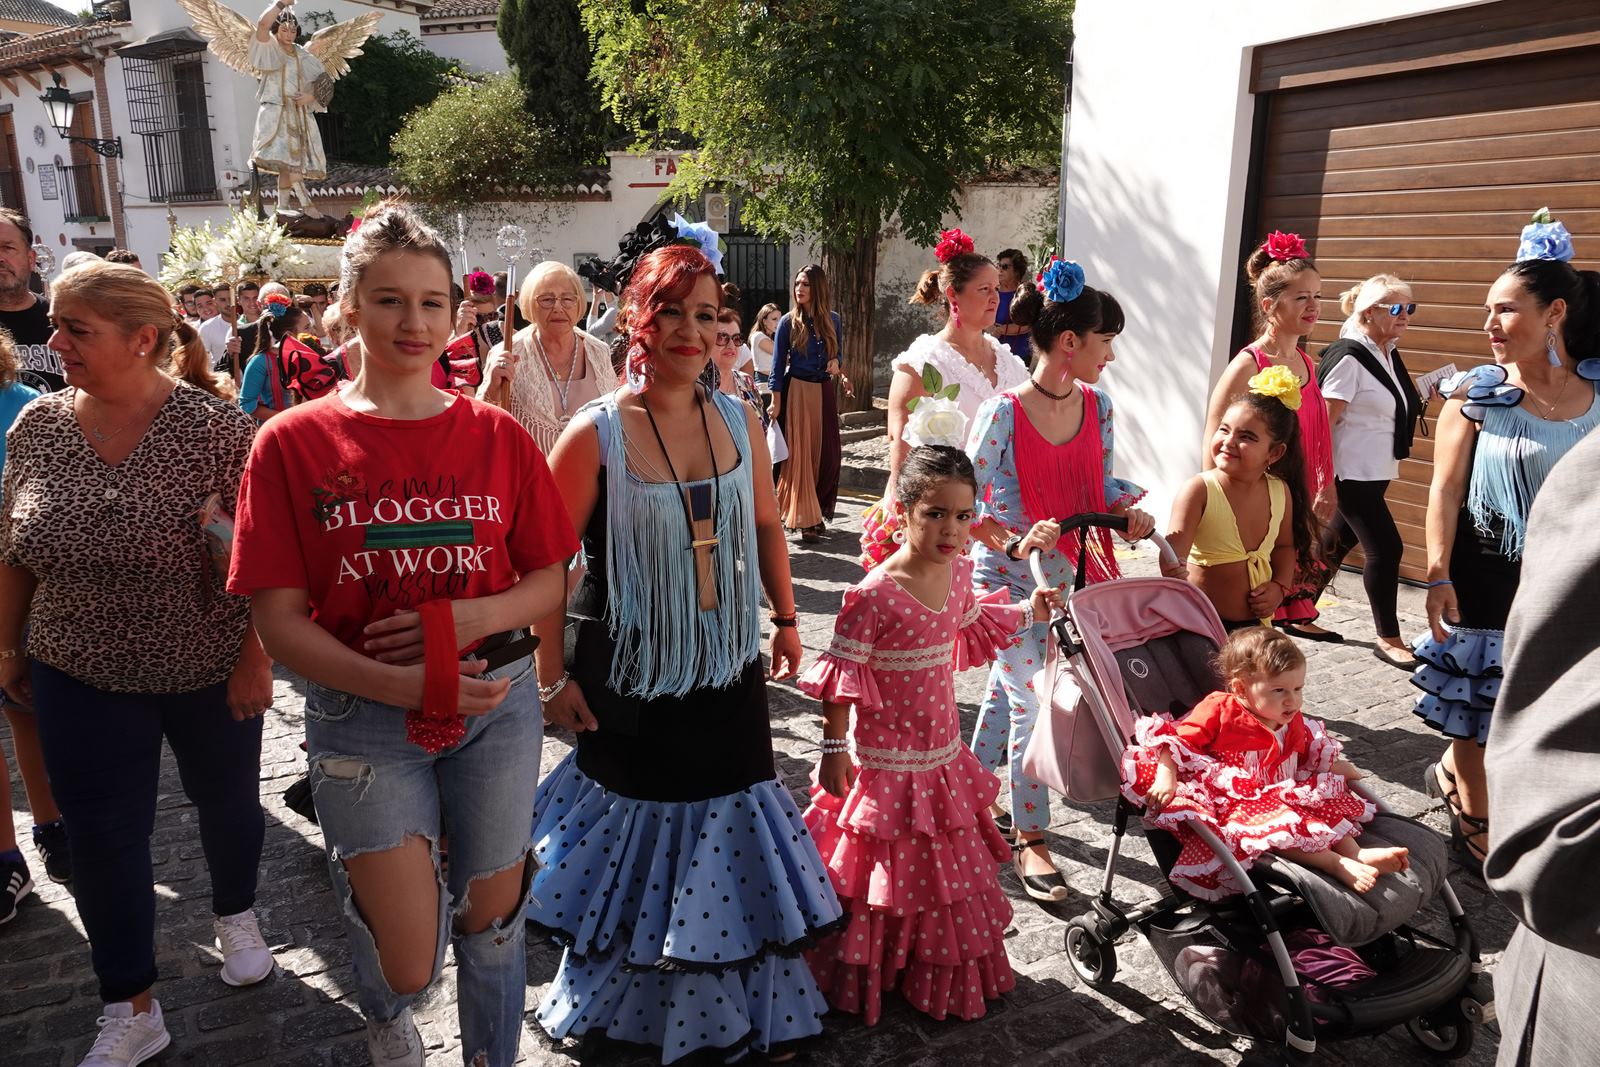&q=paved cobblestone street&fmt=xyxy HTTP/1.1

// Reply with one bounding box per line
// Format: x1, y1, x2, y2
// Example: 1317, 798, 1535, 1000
3, 496, 1509, 1066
